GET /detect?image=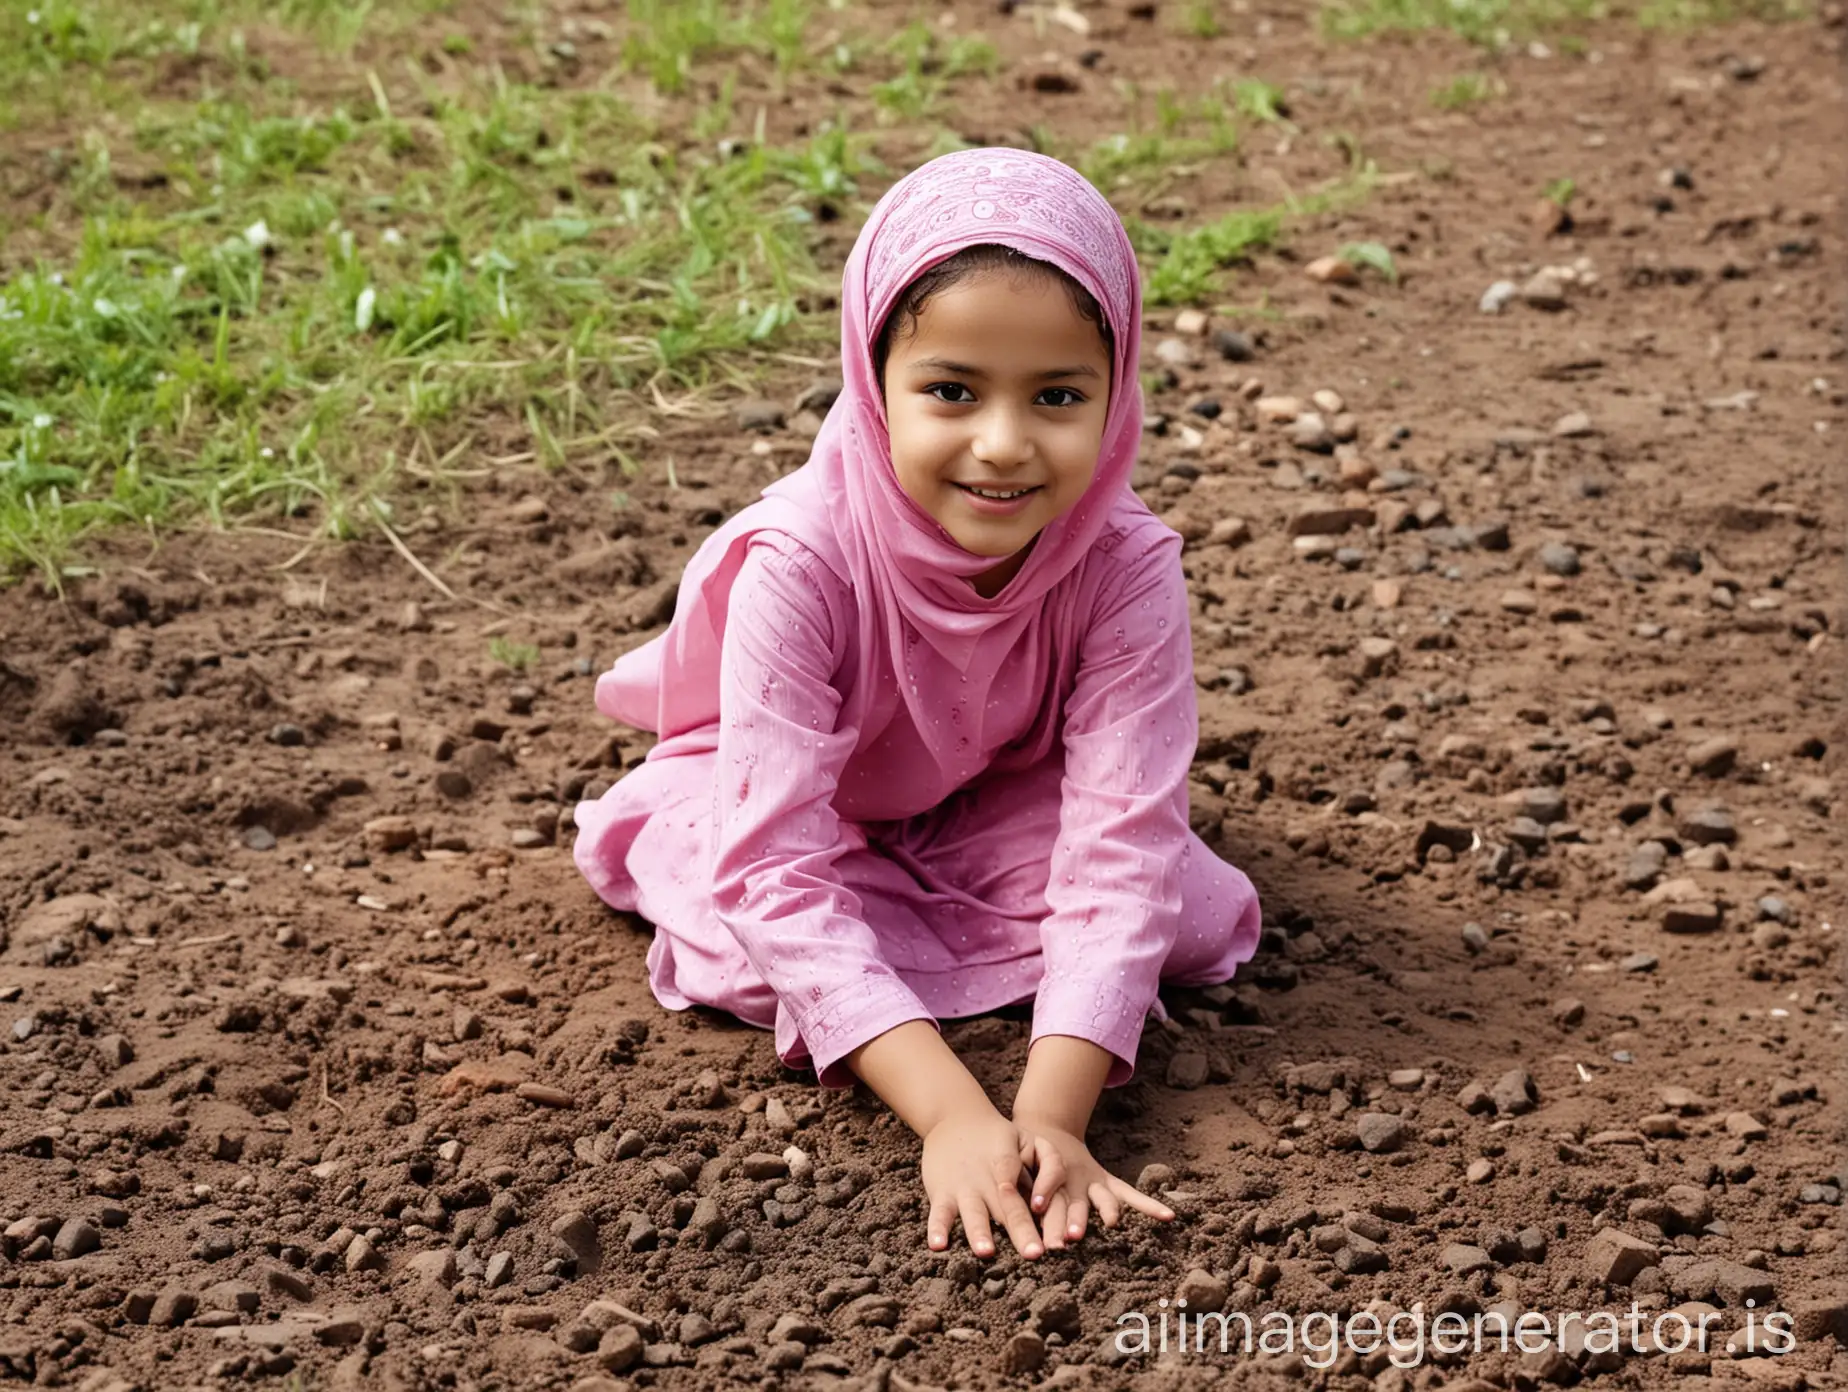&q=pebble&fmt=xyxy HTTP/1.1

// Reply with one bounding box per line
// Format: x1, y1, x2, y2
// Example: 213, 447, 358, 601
1466, 1159, 1496, 1184
1176, 1267, 1228, 1311
1289, 412, 1334, 452
1539, 542, 1581, 576
1624, 841, 1668, 891
1584, 1228, 1659, 1287
1212, 329, 1254, 361
1355, 1113, 1407, 1153
485, 1253, 515, 1289
1522, 269, 1568, 310
1003, 1330, 1046, 1374
1756, 895, 1792, 923
1521, 787, 1568, 824
1442, 1243, 1493, 1275
1553, 410, 1595, 438
1679, 808, 1737, 845
1687, 735, 1738, 777
1306, 255, 1358, 284
1165, 1052, 1207, 1089
1489, 1069, 1538, 1115
1479, 280, 1518, 314
269, 723, 306, 747
52, 1219, 100, 1260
